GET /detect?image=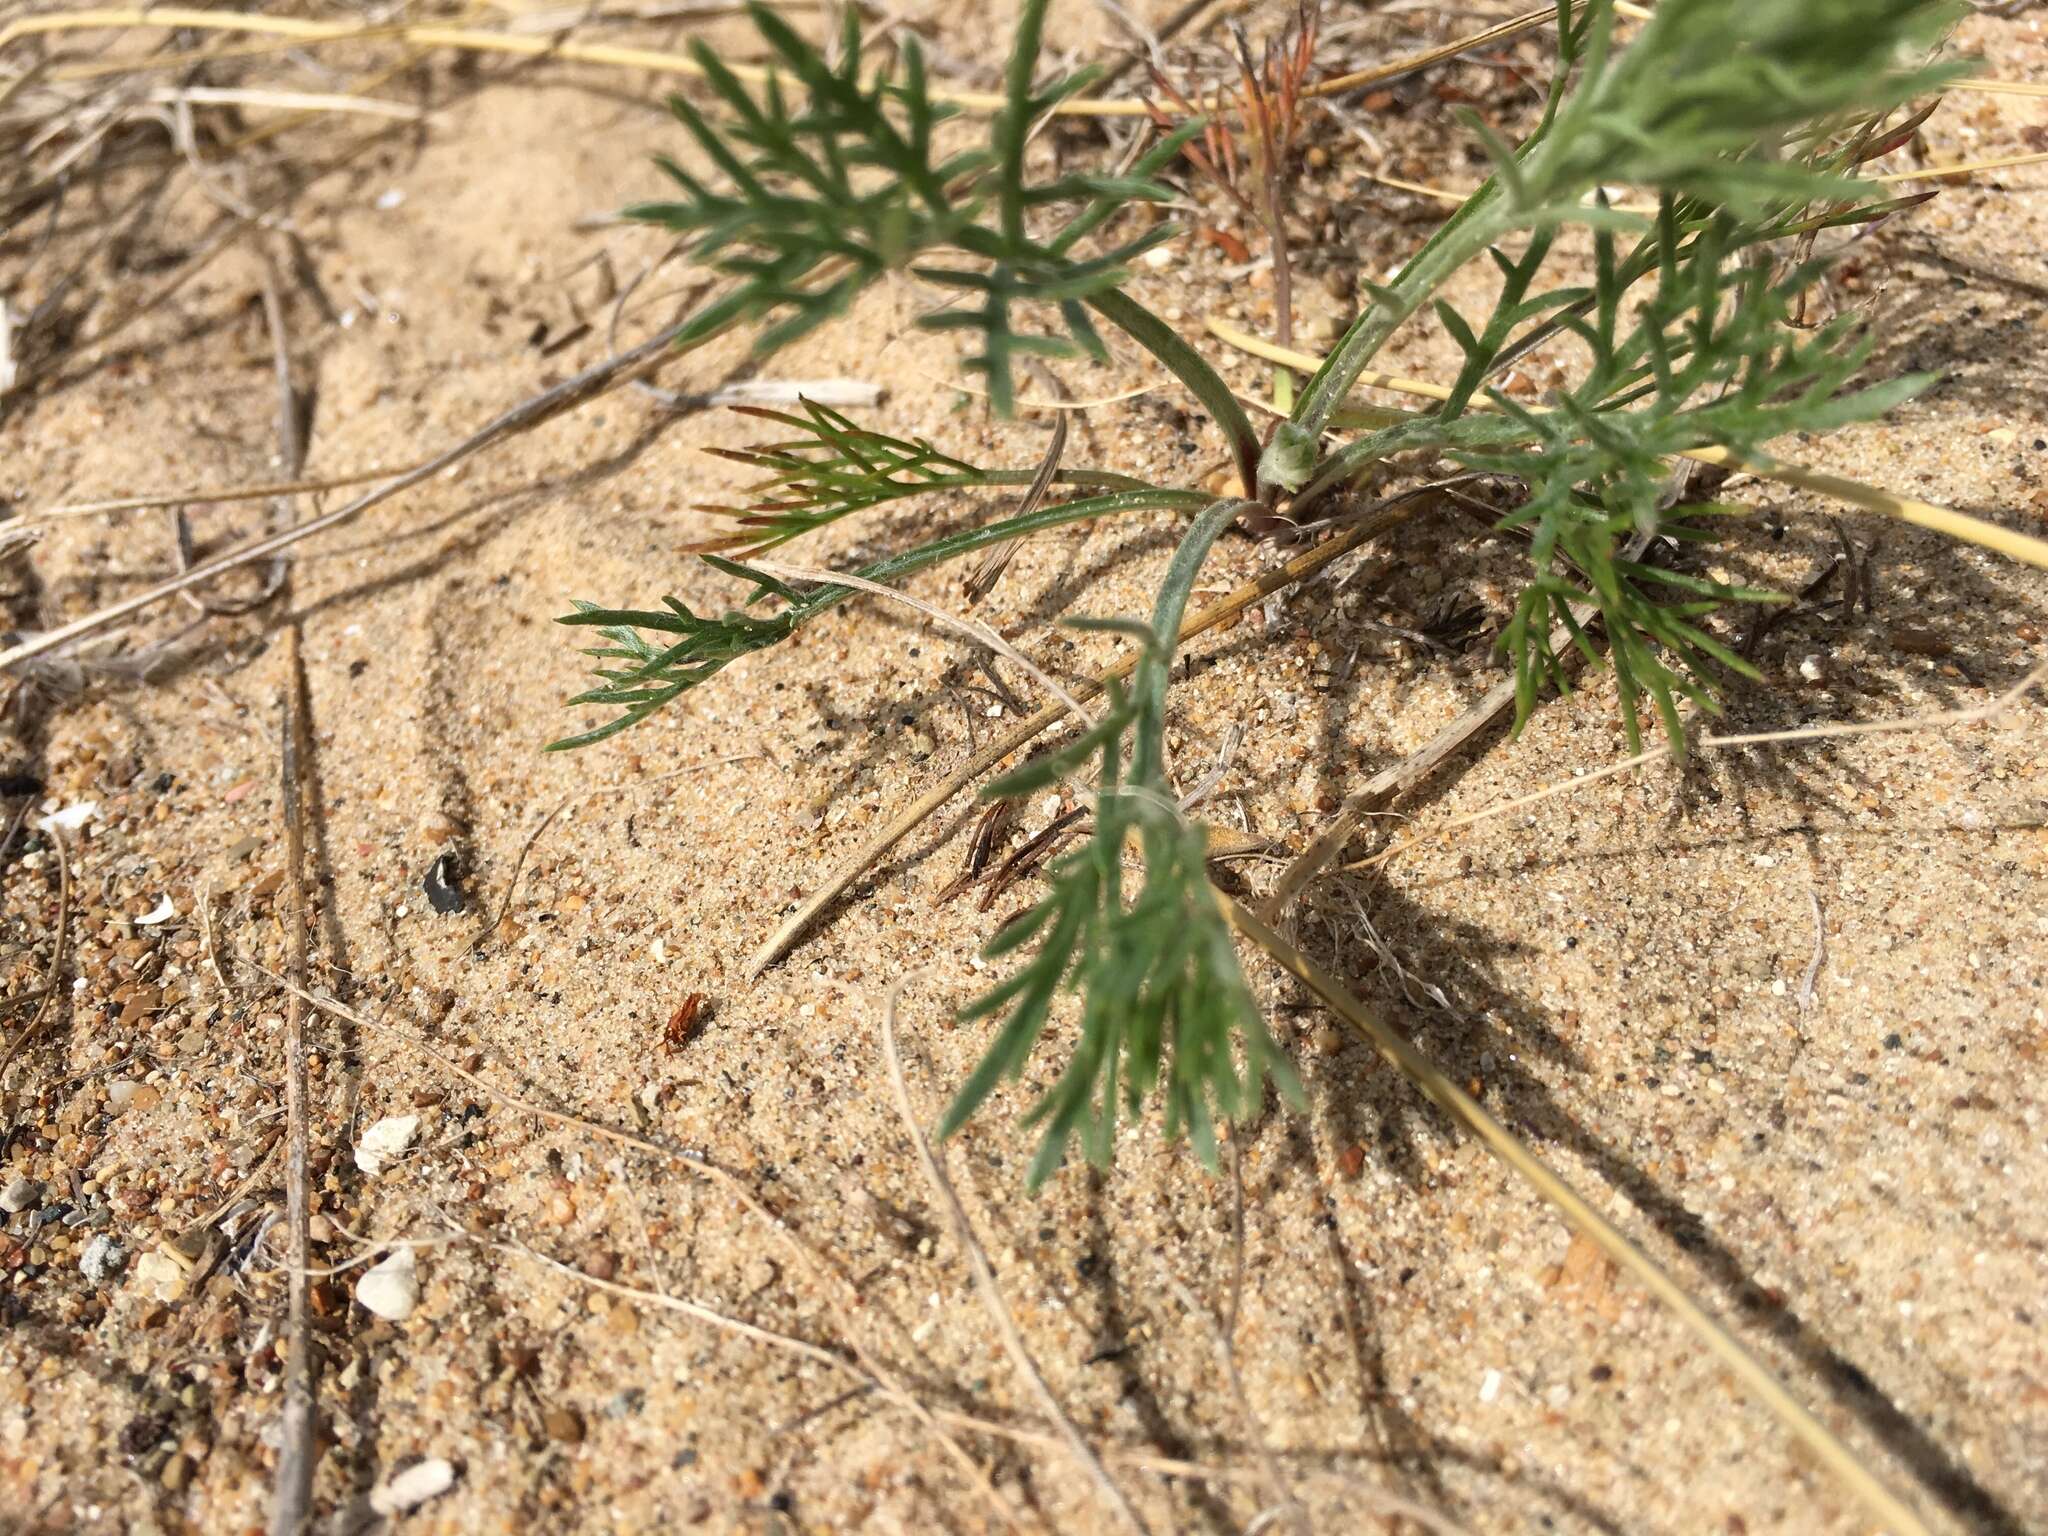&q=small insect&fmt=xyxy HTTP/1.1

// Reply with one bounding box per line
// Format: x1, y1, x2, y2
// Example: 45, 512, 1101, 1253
663, 993, 707, 1053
